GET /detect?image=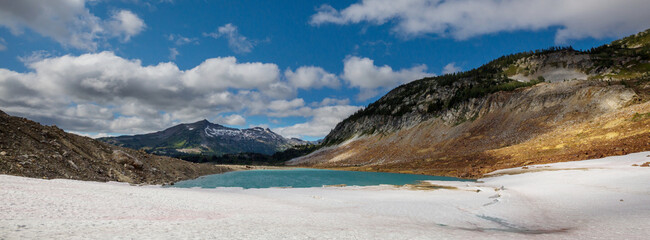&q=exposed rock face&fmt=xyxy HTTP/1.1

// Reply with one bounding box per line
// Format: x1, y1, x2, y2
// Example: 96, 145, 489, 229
293, 30, 650, 178
290, 80, 649, 178
0, 110, 232, 184
100, 120, 308, 156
